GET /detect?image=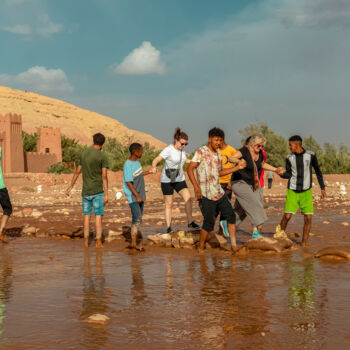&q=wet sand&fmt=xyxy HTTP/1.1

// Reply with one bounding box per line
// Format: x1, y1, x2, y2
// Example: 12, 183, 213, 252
0, 173, 350, 349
